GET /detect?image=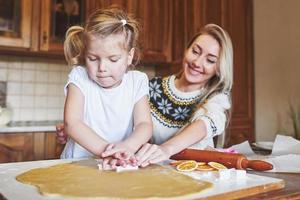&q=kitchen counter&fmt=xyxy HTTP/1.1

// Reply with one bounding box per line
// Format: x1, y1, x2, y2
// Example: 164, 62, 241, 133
0, 159, 285, 200
0, 121, 61, 133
